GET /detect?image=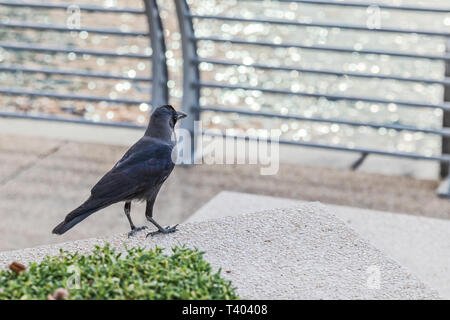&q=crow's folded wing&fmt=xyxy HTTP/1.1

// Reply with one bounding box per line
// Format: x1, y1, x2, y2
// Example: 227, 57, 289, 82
90, 143, 174, 201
